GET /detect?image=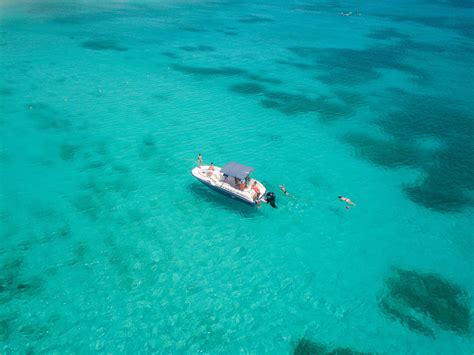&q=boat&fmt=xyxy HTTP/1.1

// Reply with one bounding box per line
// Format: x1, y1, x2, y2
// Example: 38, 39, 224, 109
191, 161, 276, 207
